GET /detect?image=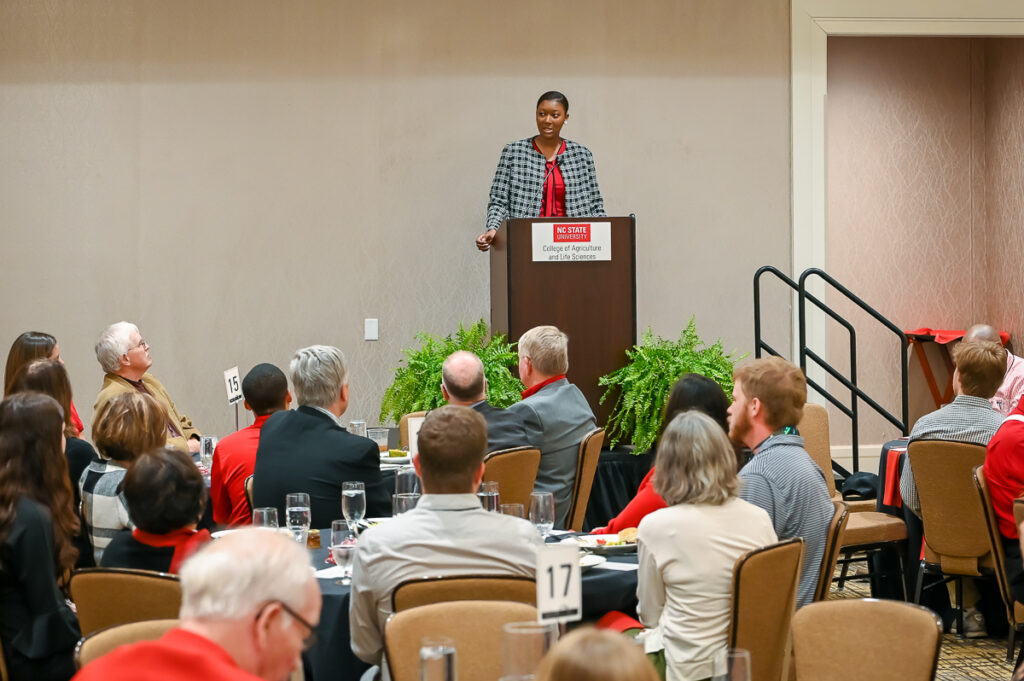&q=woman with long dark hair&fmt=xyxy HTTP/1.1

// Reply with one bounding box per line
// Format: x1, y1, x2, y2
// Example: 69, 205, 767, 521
0, 393, 81, 681
4, 332, 84, 436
